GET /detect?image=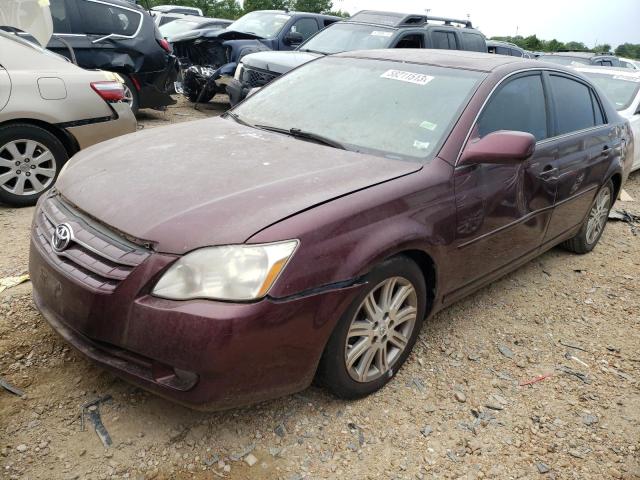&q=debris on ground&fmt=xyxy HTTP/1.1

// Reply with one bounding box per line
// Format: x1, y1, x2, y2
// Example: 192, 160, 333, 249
0, 376, 24, 397
80, 395, 113, 448
520, 373, 553, 386
0, 274, 29, 293
608, 209, 640, 235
